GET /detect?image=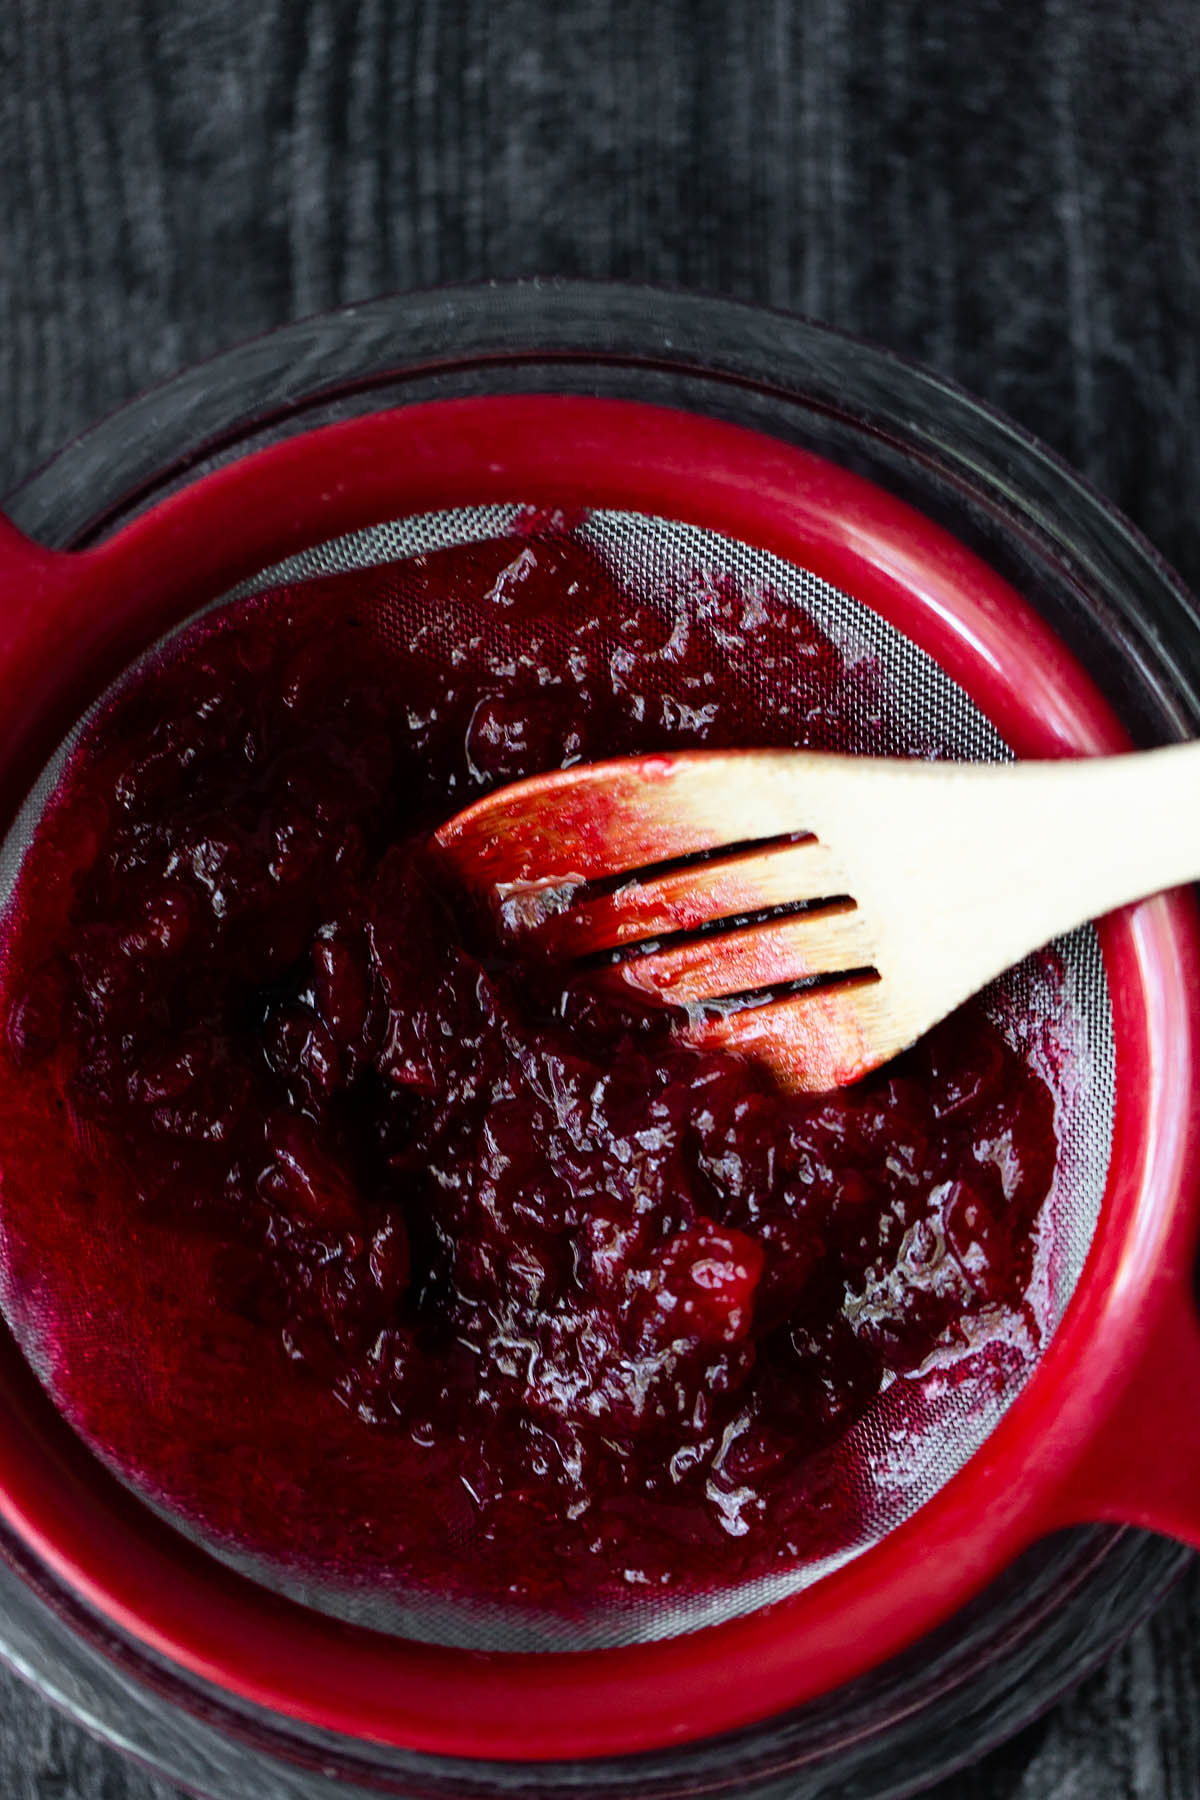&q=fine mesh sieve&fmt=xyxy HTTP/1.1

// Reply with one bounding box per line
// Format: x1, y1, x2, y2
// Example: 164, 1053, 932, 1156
0, 502, 1114, 1655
